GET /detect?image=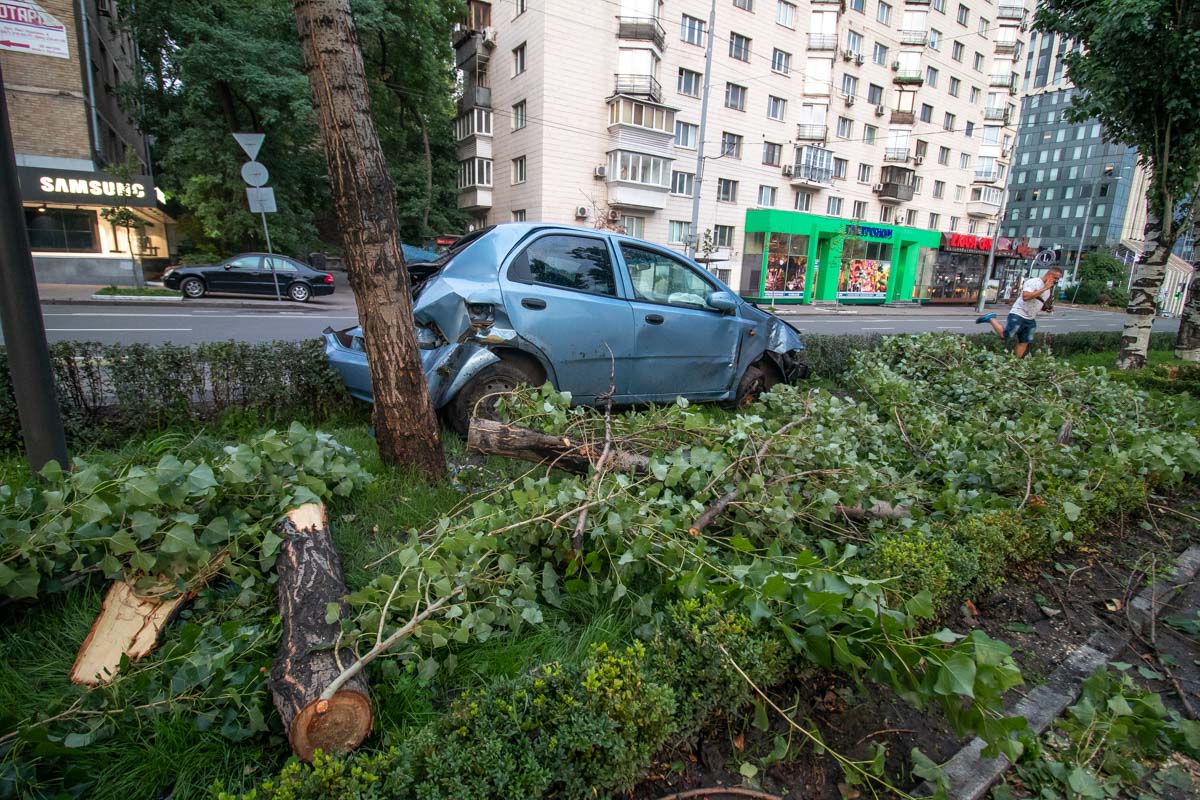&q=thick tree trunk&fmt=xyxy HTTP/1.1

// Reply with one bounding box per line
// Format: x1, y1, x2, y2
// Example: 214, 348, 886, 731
467, 418, 651, 475
70, 581, 191, 686
293, 0, 444, 474
1175, 267, 1200, 362
1117, 207, 1171, 370
269, 504, 373, 762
